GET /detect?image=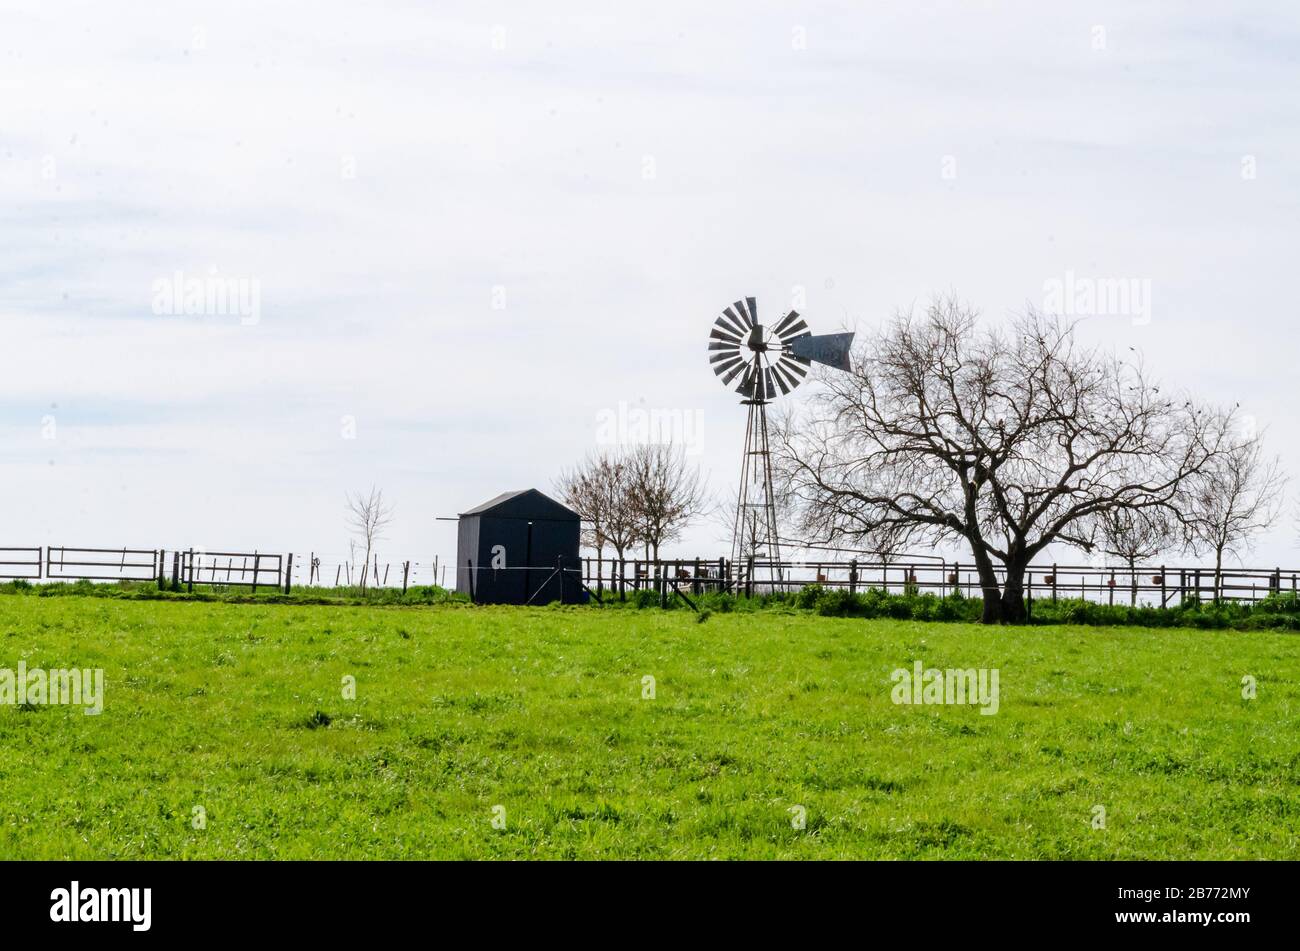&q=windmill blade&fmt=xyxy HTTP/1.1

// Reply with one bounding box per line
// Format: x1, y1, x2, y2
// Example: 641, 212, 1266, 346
710, 324, 742, 344
712, 356, 744, 377
772, 310, 801, 336
738, 362, 760, 397
720, 307, 748, 336
723, 358, 751, 387
770, 364, 791, 396
745, 296, 757, 325
775, 317, 809, 340
731, 300, 755, 329
789, 332, 855, 371
776, 354, 809, 380
773, 359, 804, 391
711, 350, 742, 367
716, 311, 747, 338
